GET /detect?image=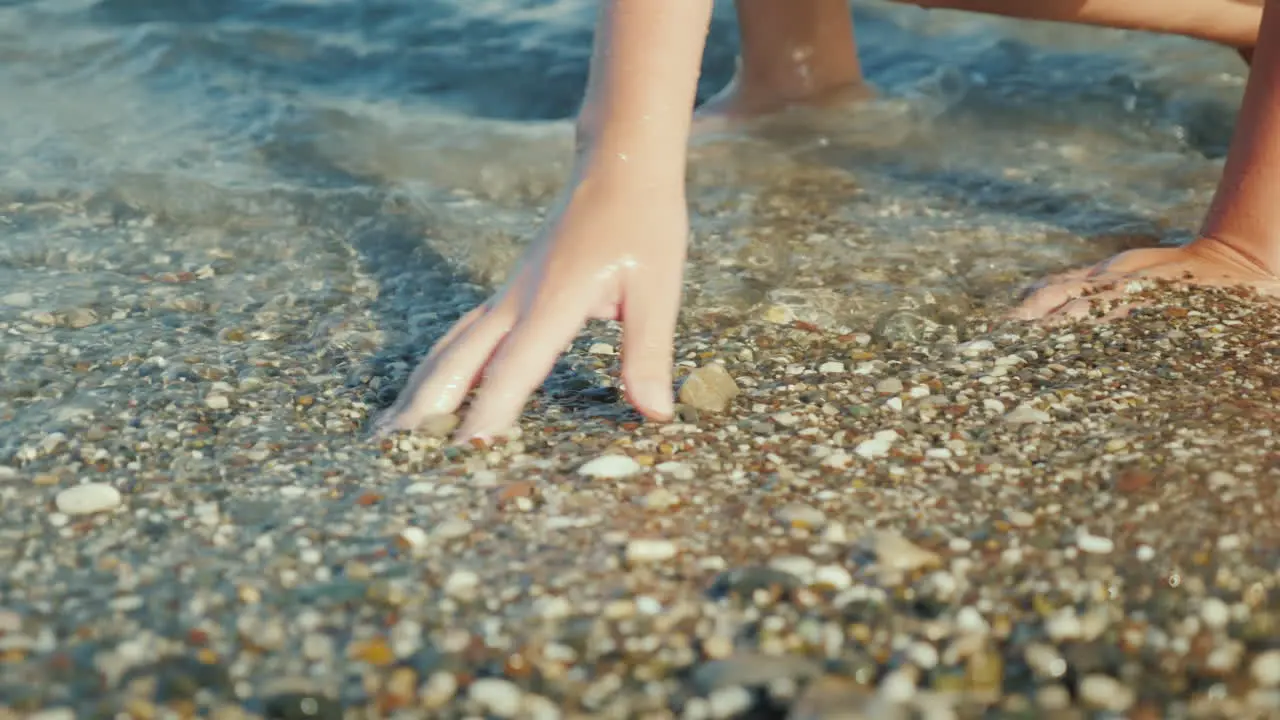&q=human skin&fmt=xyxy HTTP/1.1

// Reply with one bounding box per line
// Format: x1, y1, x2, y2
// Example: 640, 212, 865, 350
374, 0, 711, 440
1016, 0, 1280, 320
379, 0, 1278, 441
700, 0, 1262, 121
